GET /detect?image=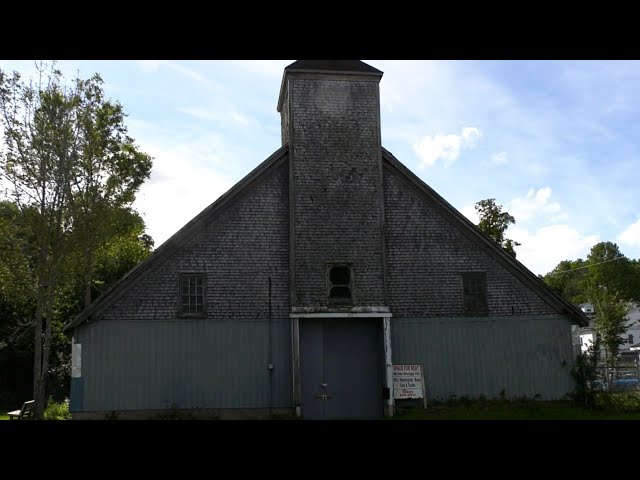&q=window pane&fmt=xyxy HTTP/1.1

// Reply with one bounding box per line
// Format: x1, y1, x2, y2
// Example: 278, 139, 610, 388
462, 273, 487, 315
181, 274, 205, 315
330, 267, 350, 285
330, 286, 351, 299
